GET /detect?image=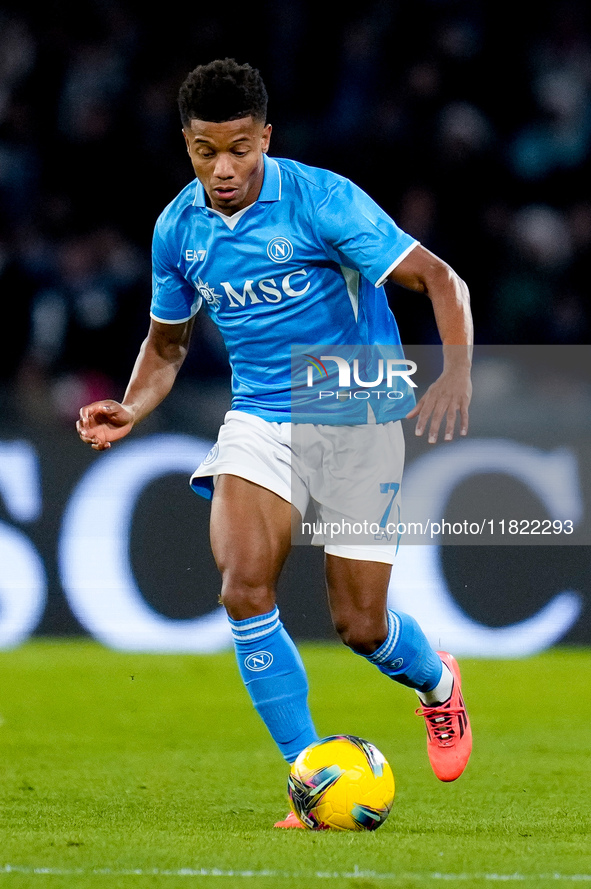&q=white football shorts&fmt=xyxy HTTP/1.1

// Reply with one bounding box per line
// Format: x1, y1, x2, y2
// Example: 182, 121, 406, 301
191, 409, 404, 564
